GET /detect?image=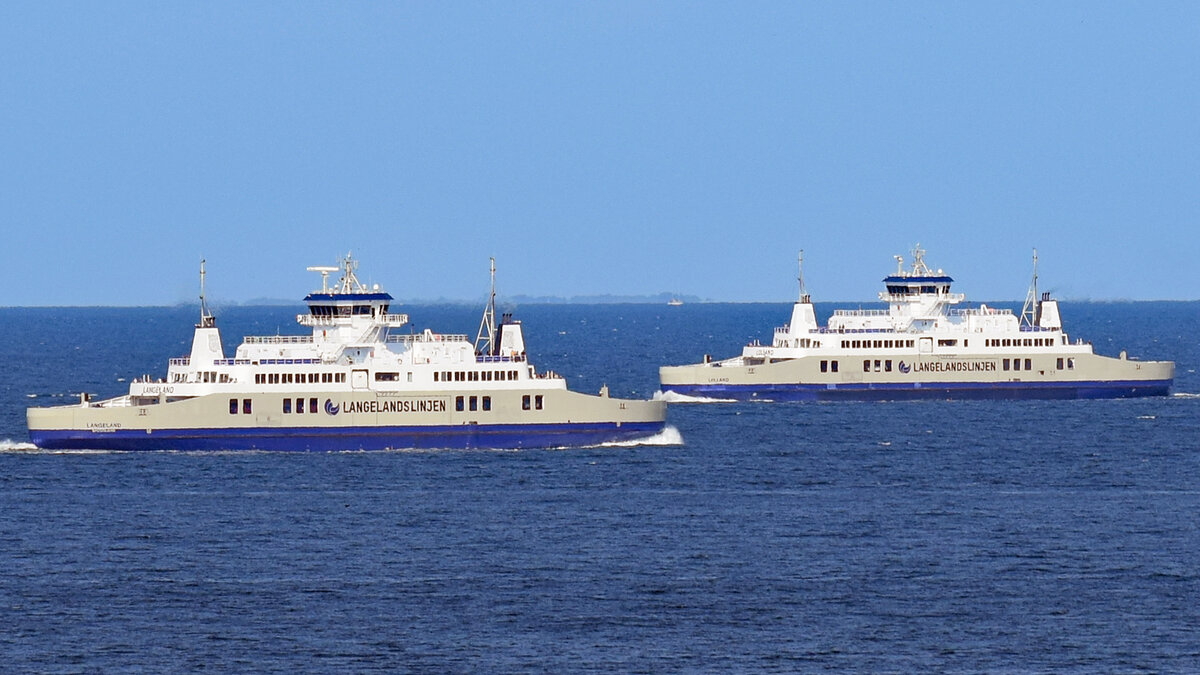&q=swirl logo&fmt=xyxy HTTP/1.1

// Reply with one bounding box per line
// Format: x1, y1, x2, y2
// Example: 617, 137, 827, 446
898, 361, 911, 374
324, 399, 339, 416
